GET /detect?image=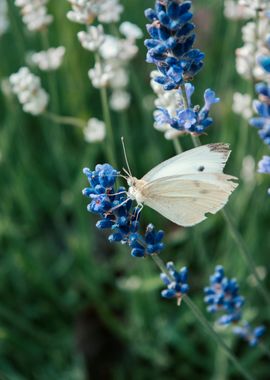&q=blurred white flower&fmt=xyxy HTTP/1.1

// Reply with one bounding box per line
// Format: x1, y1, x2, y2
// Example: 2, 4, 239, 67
109, 67, 129, 89
110, 90, 130, 111
241, 155, 256, 183
31, 47, 66, 71
88, 62, 114, 88
236, 16, 270, 81
224, 0, 254, 20
0, 0, 9, 37
84, 118, 106, 142
67, 0, 97, 25
78, 25, 105, 51
232, 92, 253, 119
15, 0, 53, 32
97, 0, 123, 24
119, 22, 143, 40
9, 67, 49, 115
239, 0, 268, 11
67, 0, 123, 25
